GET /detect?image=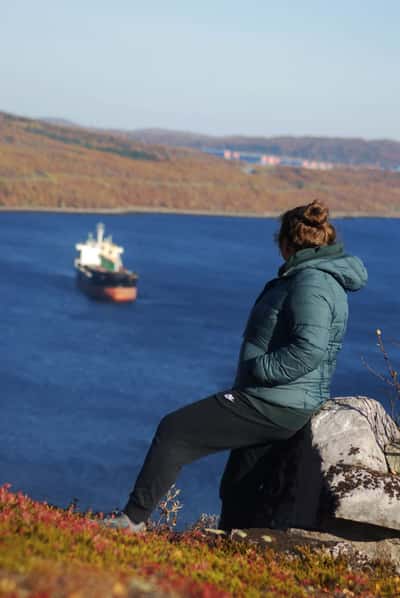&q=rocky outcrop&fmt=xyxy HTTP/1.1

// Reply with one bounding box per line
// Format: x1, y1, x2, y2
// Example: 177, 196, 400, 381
224, 397, 400, 535
286, 528, 400, 573
206, 526, 400, 573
